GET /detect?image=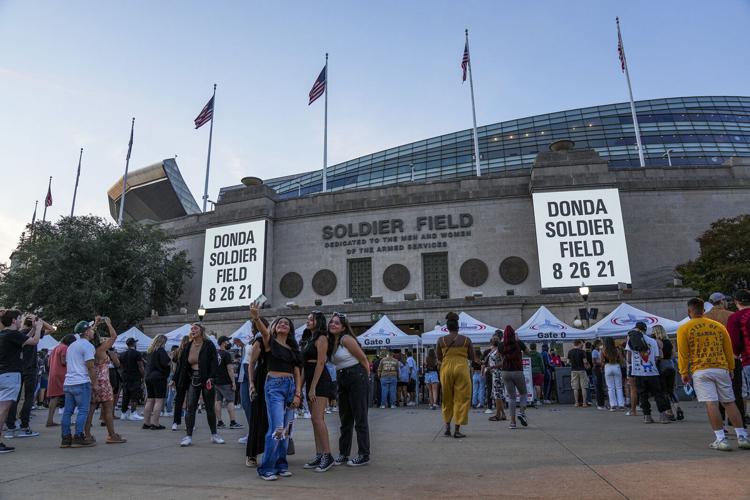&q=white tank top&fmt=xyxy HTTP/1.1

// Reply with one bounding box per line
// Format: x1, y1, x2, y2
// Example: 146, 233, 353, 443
332, 342, 359, 369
